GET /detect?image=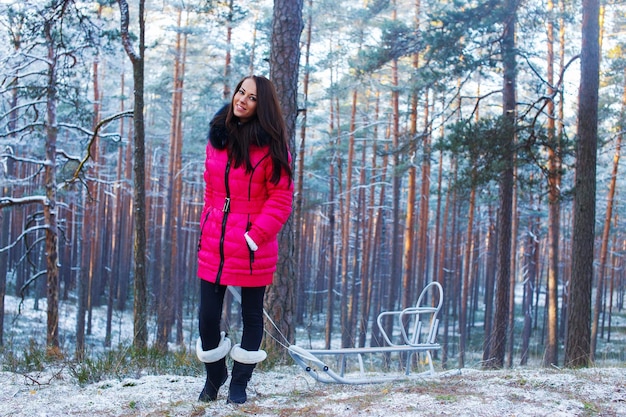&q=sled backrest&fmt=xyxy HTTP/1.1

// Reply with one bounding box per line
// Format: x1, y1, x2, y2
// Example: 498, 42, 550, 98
376, 281, 443, 347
